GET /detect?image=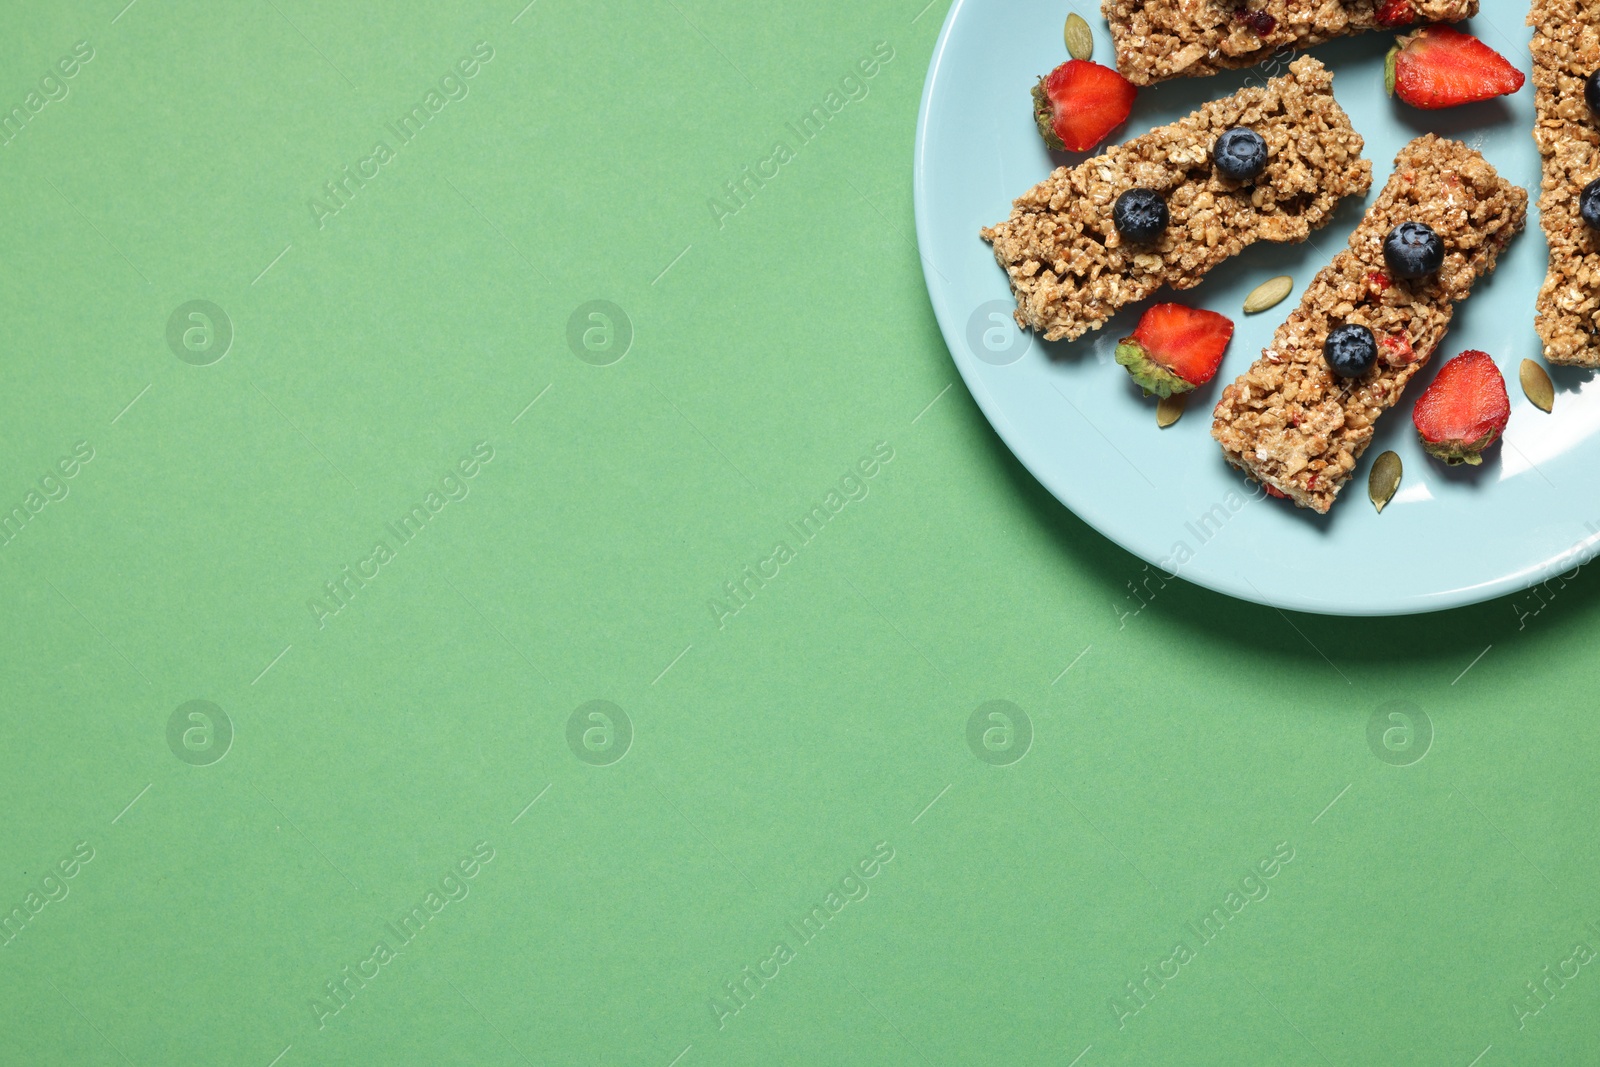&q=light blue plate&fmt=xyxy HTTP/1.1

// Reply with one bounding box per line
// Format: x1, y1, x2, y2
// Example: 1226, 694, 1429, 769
913, 0, 1600, 615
